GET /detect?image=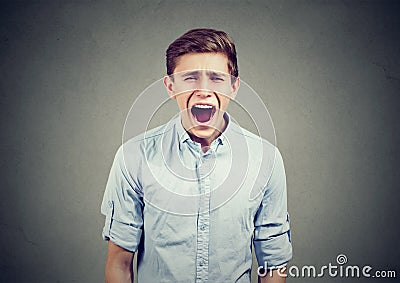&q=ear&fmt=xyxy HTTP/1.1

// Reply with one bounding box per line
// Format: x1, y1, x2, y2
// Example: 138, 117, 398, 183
163, 75, 176, 99
230, 77, 240, 100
